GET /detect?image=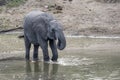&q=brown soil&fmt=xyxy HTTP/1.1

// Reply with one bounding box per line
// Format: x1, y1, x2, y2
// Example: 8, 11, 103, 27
0, 0, 120, 36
